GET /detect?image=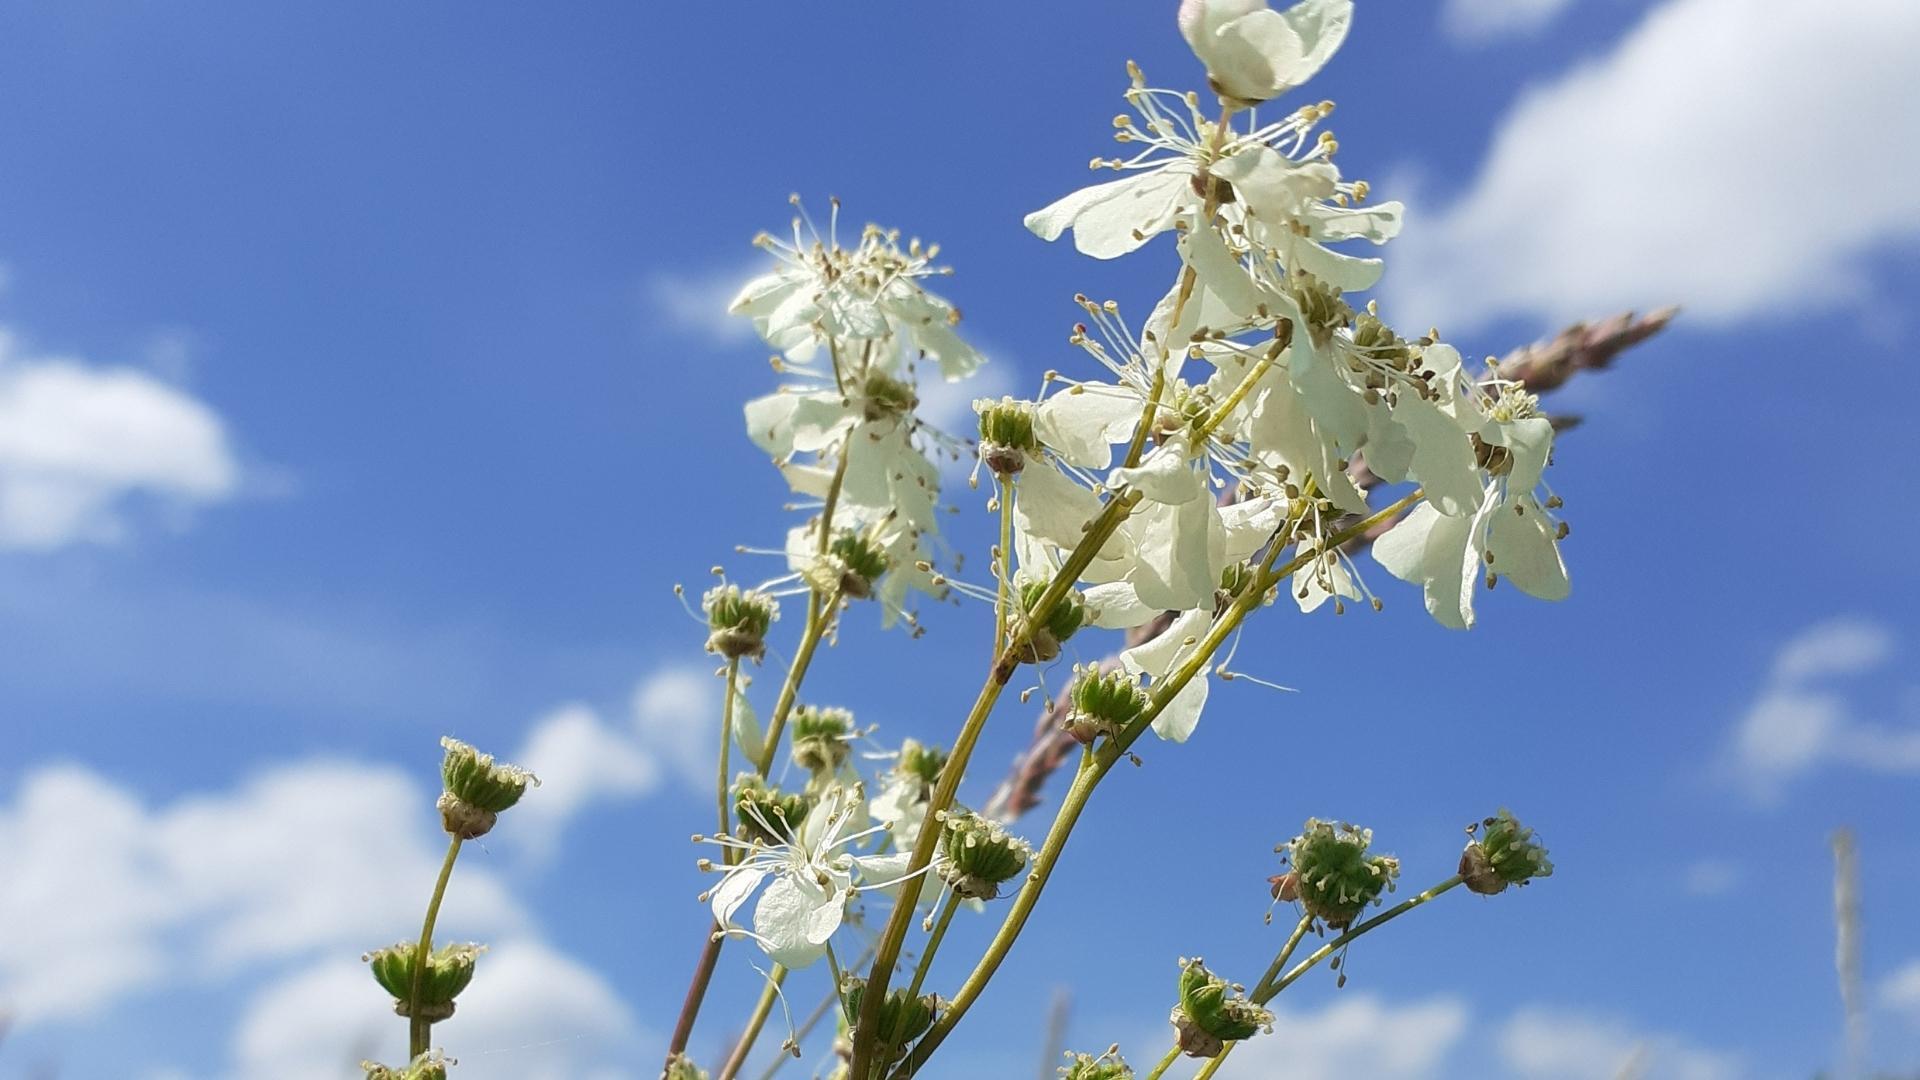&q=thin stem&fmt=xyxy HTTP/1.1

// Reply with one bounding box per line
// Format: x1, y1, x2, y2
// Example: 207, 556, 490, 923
1252, 913, 1314, 1000
1262, 875, 1465, 1000
755, 587, 840, 776
1189, 322, 1289, 446
847, 491, 1141, 1074
1193, 1046, 1233, 1080
756, 946, 874, 1080
877, 890, 961, 1067
888, 493, 1424, 1078
1142, 1044, 1183, 1080
993, 473, 1014, 655
718, 657, 741, 863
667, 928, 727, 1059
407, 833, 464, 1058
717, 963, 790, 1080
